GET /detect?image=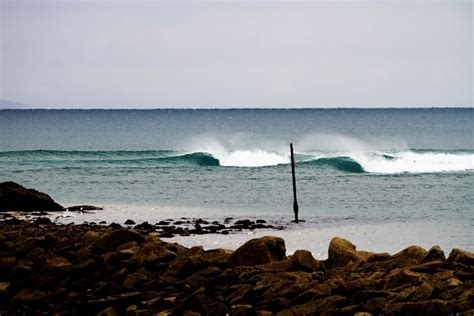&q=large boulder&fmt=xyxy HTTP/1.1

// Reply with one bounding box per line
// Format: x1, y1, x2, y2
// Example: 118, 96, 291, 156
327, 237, 367, 267
0, 181, 64, 212
228, 236, 286, 267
